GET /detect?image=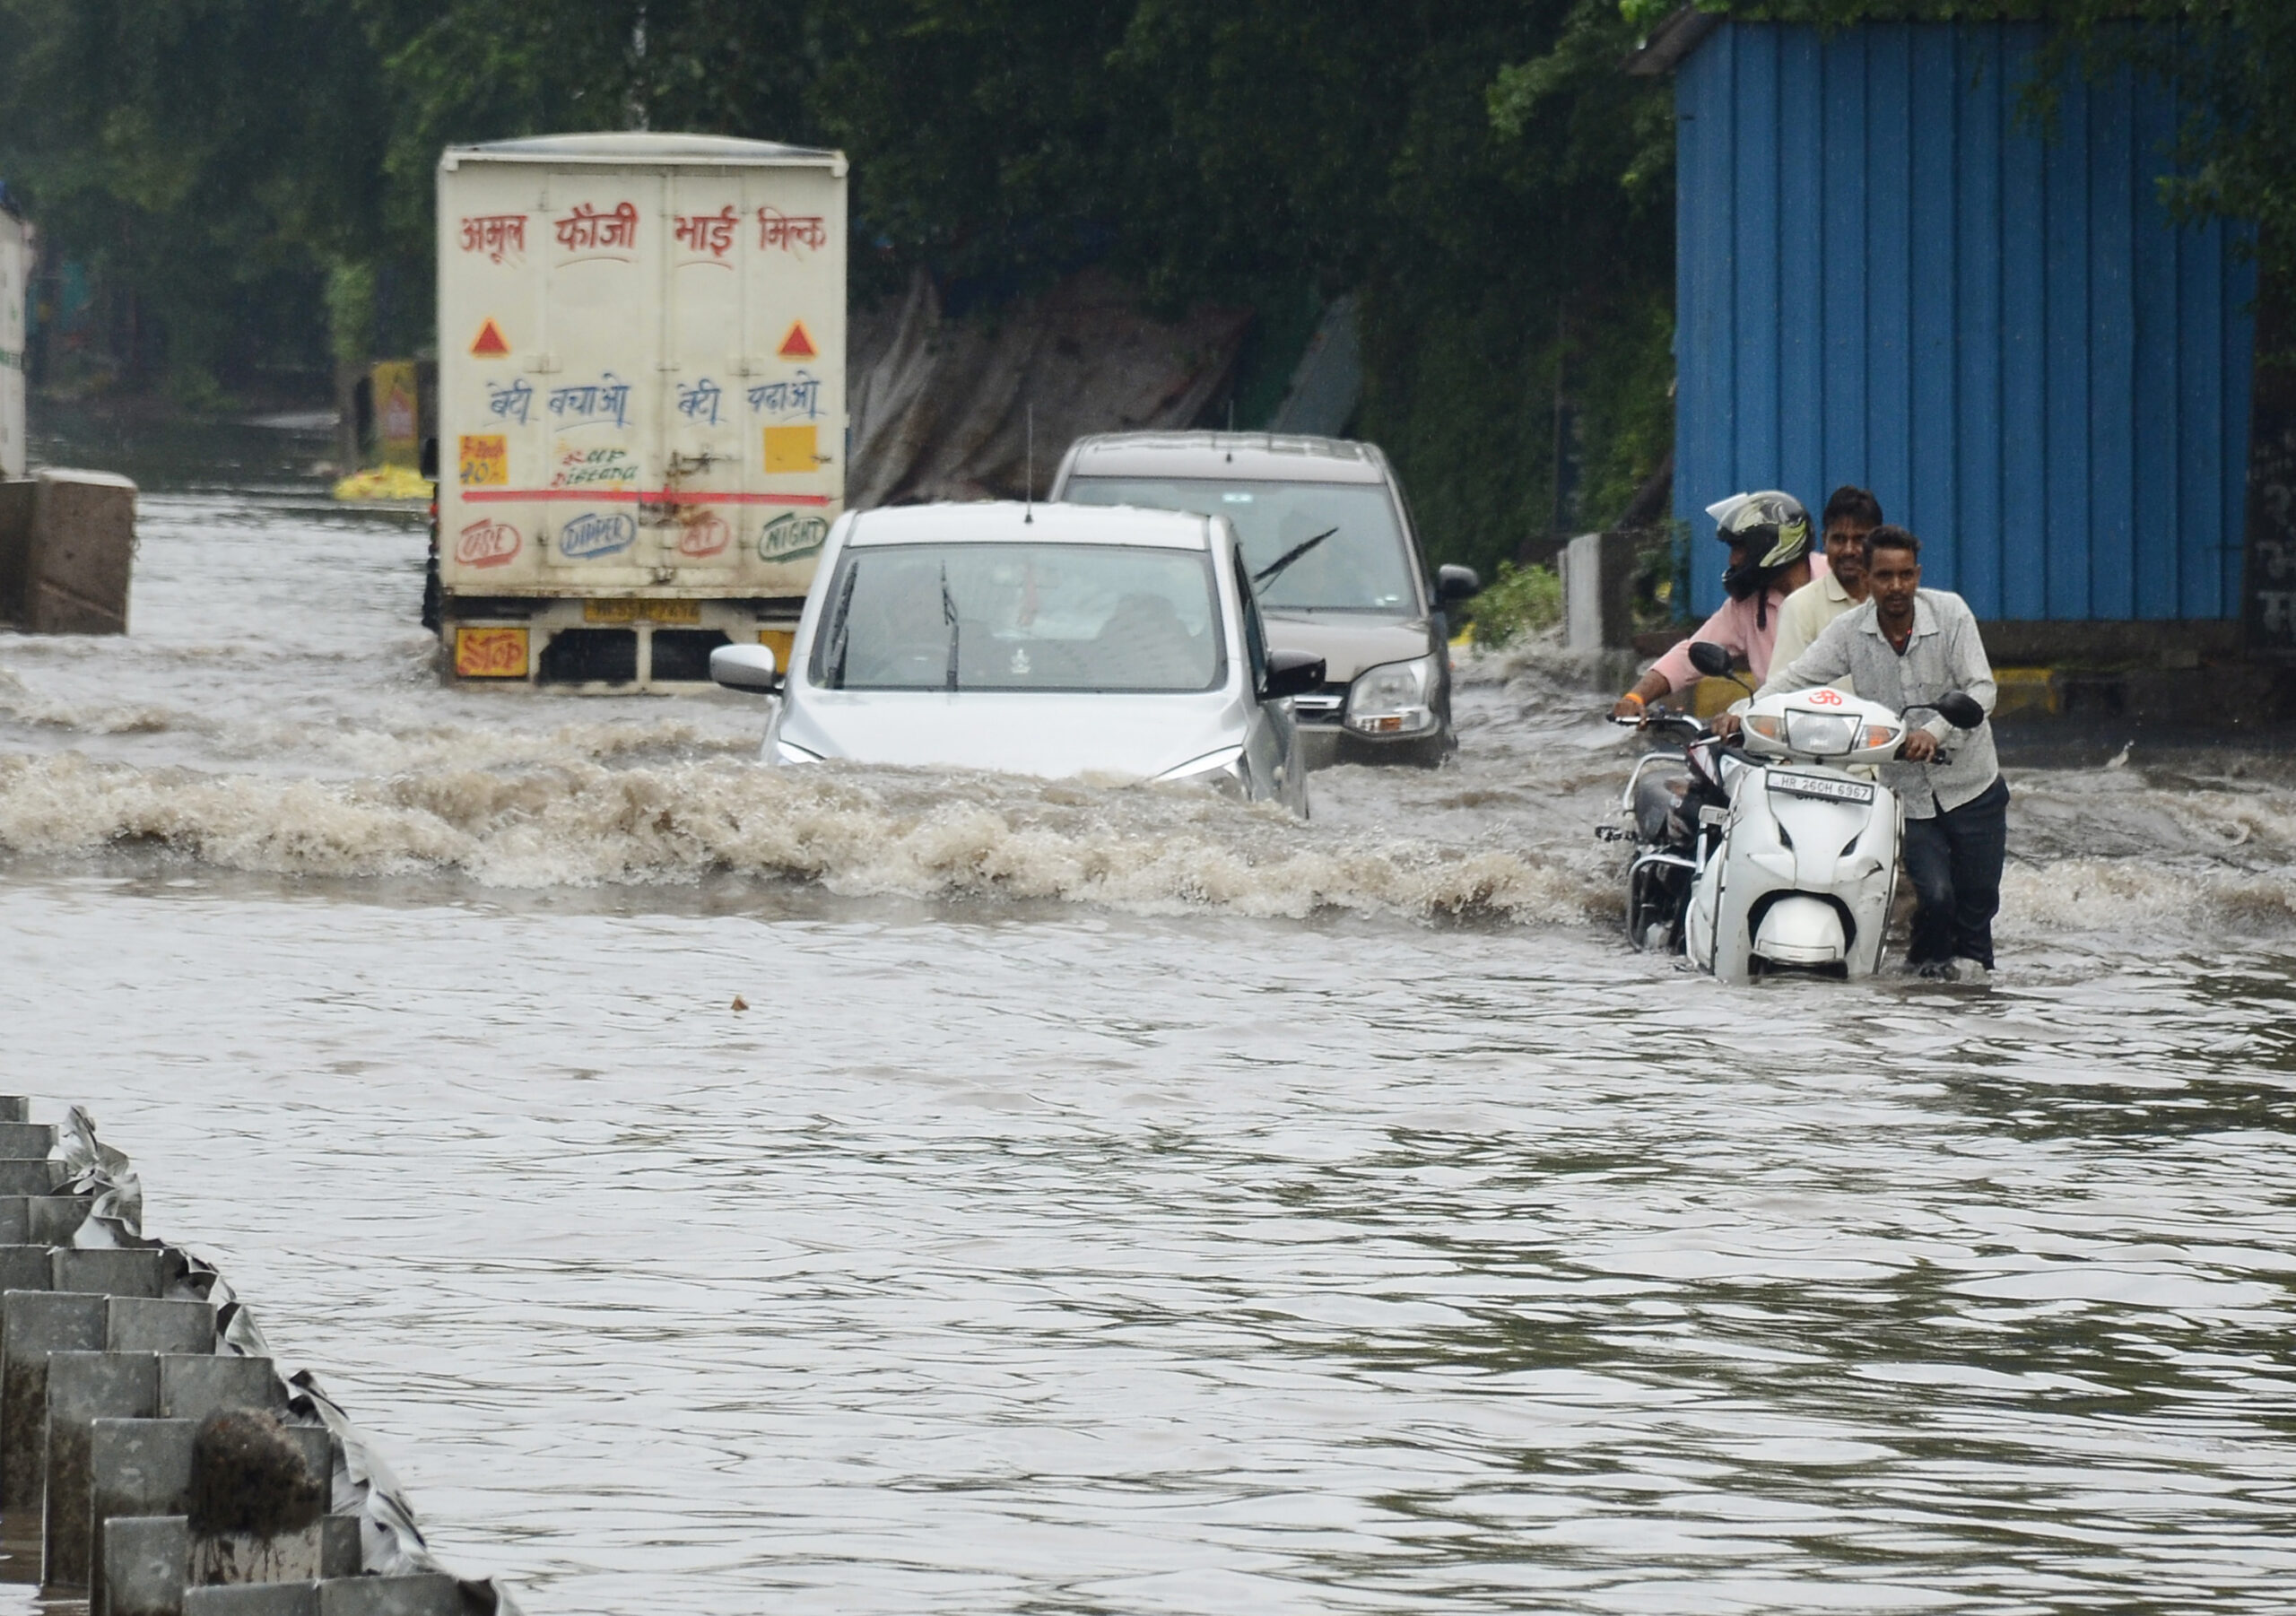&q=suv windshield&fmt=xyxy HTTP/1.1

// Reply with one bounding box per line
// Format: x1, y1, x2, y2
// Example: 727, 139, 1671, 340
1062, 477, 1416, 613
812, 542, 1224, 692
